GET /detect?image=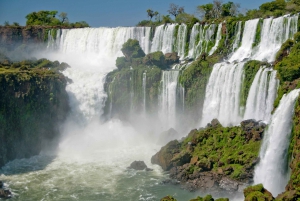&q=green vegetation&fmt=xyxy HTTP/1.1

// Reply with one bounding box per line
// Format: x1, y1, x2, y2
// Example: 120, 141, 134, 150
180, 120, 263, 180
179, 54, 221, 120
240, 60, 269, 109
0, 53, 69, 167
21, 10, 89, 27
120, 39, 146, 62
243, 184, 274, 201
104, 39, 180, 120
273, 31, 300, 108
160, 195, 177, 201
